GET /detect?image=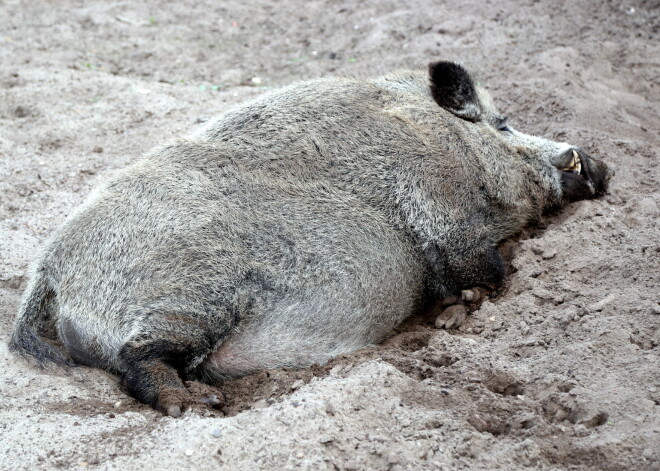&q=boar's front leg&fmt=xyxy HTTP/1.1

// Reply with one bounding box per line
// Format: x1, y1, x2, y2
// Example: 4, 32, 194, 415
449, 241, 505, 290
424, 239, 505, 297
118, 312, 221, 417
424, 240, 504, 330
